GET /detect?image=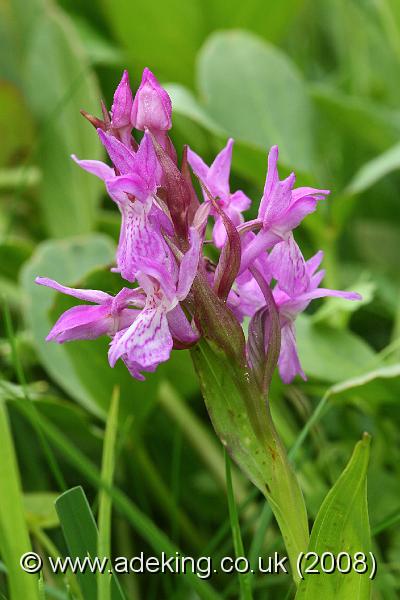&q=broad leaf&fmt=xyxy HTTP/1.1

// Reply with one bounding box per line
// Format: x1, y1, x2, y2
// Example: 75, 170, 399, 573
24, 492, 59, 530
296, 315, 376, 383
198, 31, 315, 173
296, 434, 372, 599
101, 0, 205, 86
